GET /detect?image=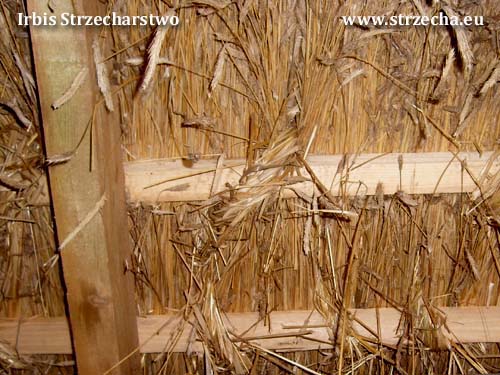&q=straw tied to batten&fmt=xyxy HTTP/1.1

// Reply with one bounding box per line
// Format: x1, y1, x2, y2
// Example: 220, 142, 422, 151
17, 12, 180, 27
